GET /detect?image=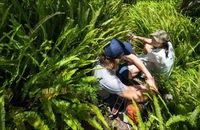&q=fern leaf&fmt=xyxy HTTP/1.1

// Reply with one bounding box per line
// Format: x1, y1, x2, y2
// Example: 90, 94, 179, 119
153, 94, 164, 129
88, 4, 102, 30
189, 105, 200, 127
89, 104, 110, 130
81, 113, 103, 130
63, 114, 83, 130
145, 112, 156, 129
132, 100, 145, 130
52, 99, 84, 129
42, 99, 55, 122
55, 26, 78, 48
157, 94, 172, 116
54, 56, 80, 70
14, 111, 49, 130
63, 69, 78, 81
81, 76, 98, 83
166, 115, 188, 127
0, 93, 5, 130
0, 4, 12, 28
30, 12, 65, 36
